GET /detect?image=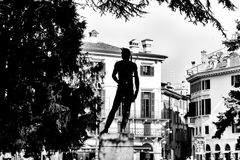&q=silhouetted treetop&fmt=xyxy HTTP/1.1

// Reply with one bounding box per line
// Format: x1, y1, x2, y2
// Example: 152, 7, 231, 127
82, 0, 236, 35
